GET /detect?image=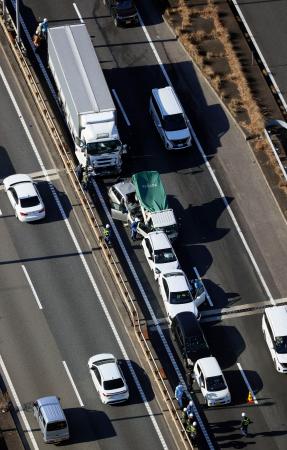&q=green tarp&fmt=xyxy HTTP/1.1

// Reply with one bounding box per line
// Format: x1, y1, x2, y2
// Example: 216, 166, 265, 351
131, 171, 168, 212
